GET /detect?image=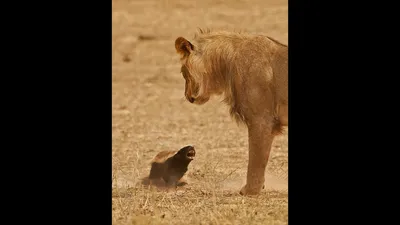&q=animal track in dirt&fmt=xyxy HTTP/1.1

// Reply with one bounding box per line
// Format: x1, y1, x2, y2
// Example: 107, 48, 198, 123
137, 35, 157, 41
